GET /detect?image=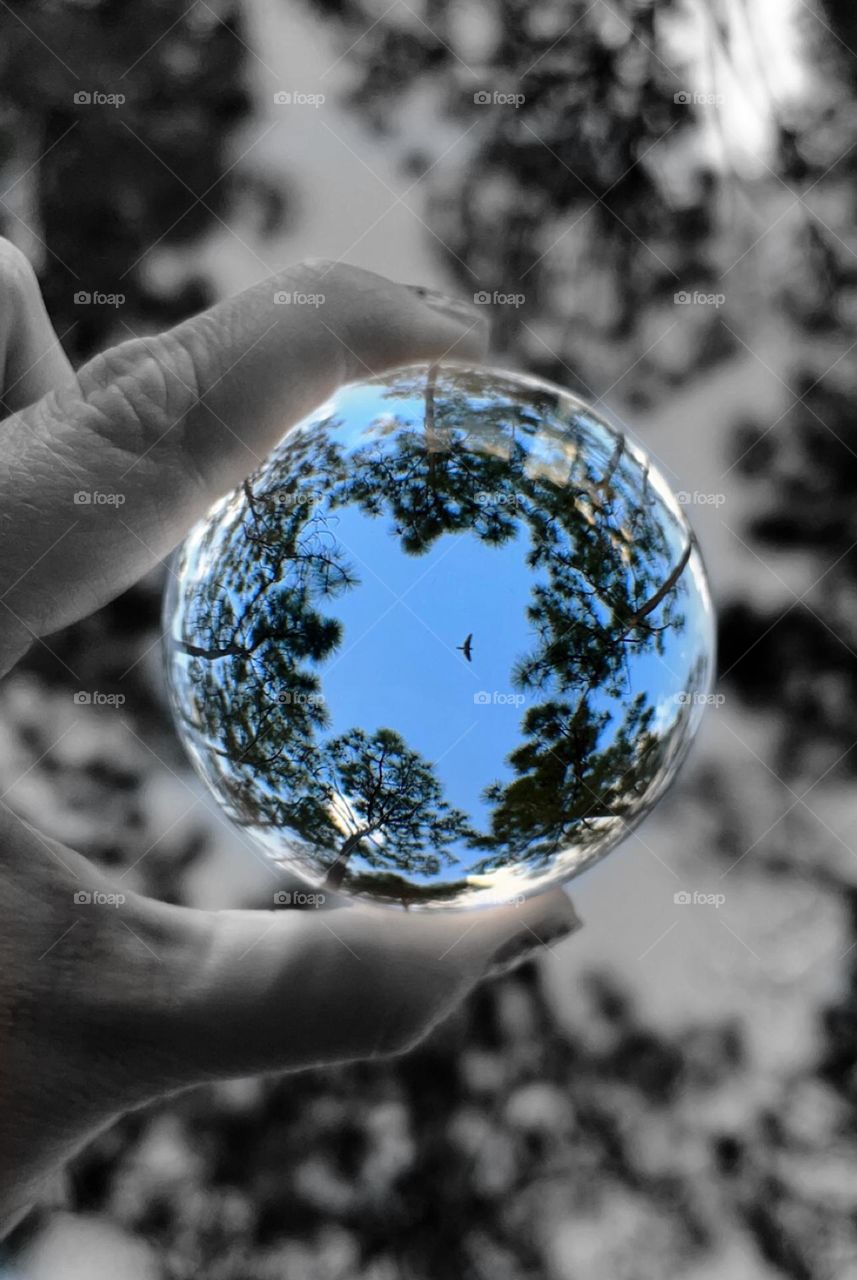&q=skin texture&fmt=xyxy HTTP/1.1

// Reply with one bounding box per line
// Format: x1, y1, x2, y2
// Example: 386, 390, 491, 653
0, 243, 579, 1233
